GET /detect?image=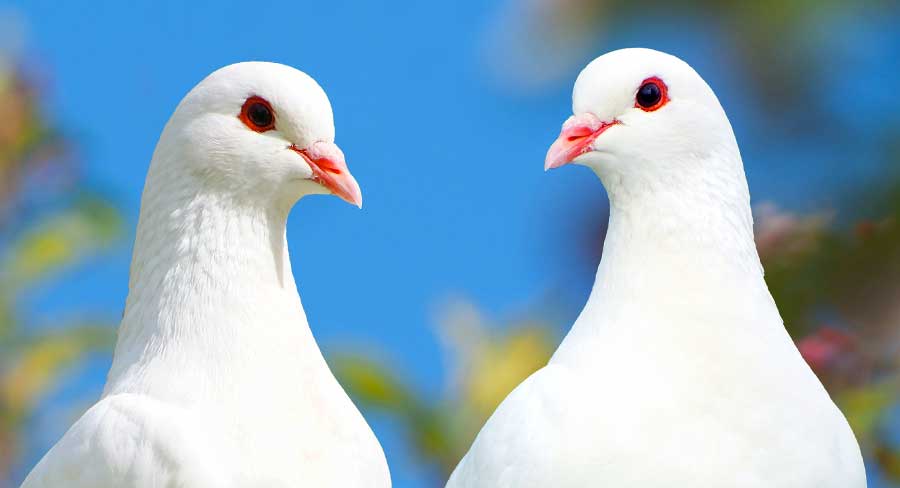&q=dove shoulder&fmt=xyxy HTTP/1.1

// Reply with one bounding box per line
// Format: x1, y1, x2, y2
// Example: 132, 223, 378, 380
446, 364, 589, 488
21, 393, 226, 488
